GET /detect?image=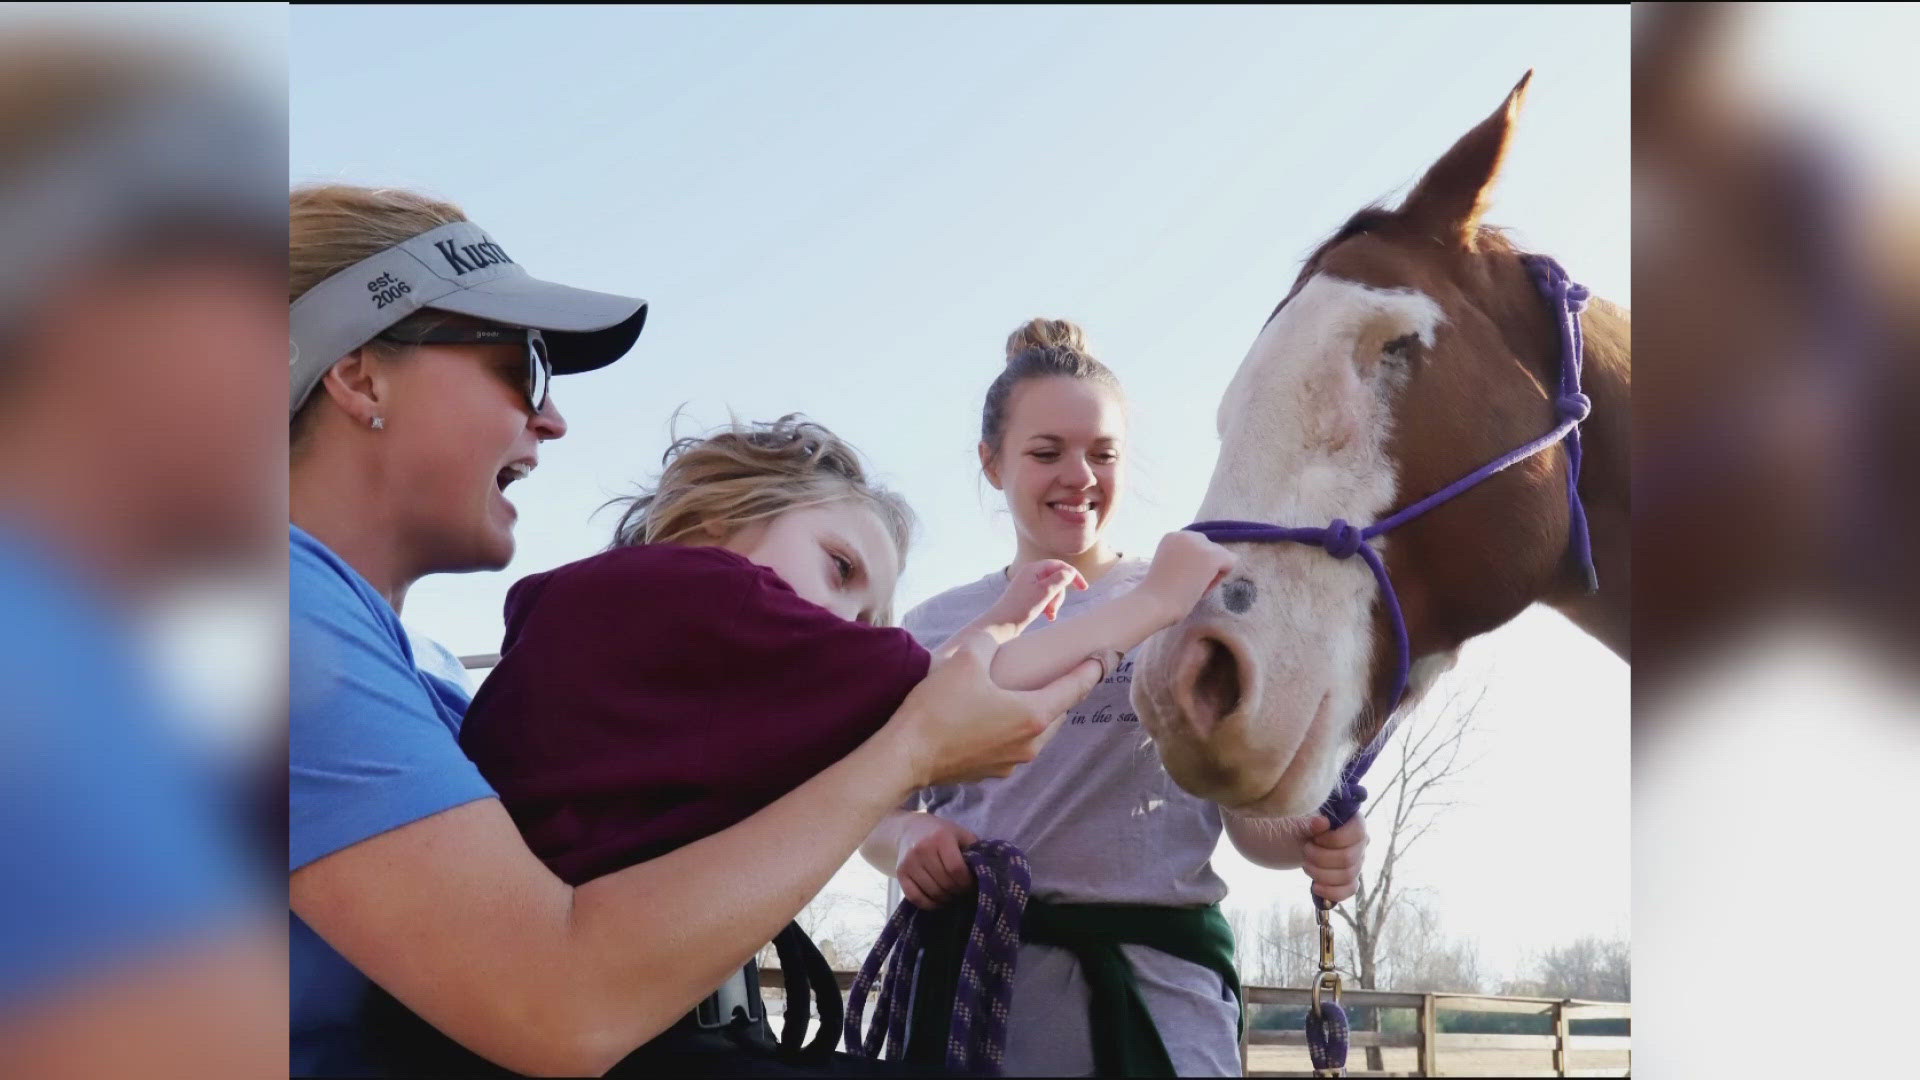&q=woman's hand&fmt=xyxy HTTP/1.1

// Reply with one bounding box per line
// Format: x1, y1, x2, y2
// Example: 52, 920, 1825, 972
891, 626, 1106, 789
893, 814, 979, 909
982, 559, 1086, 627
1301, 812, 1369, 903
1139, 531, 1237, 623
